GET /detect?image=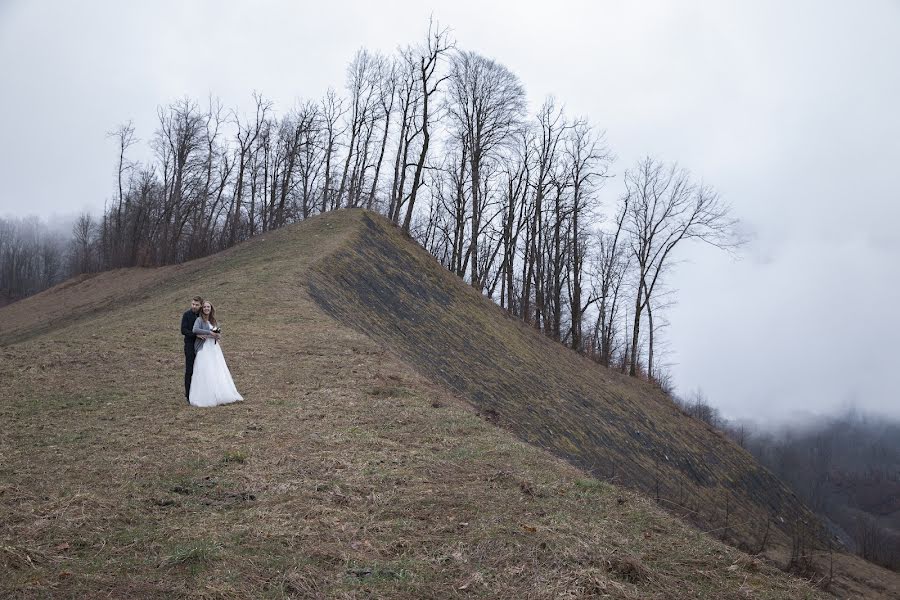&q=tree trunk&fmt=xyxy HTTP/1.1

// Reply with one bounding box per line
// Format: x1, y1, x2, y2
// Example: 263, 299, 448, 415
629, 290, 642, 377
